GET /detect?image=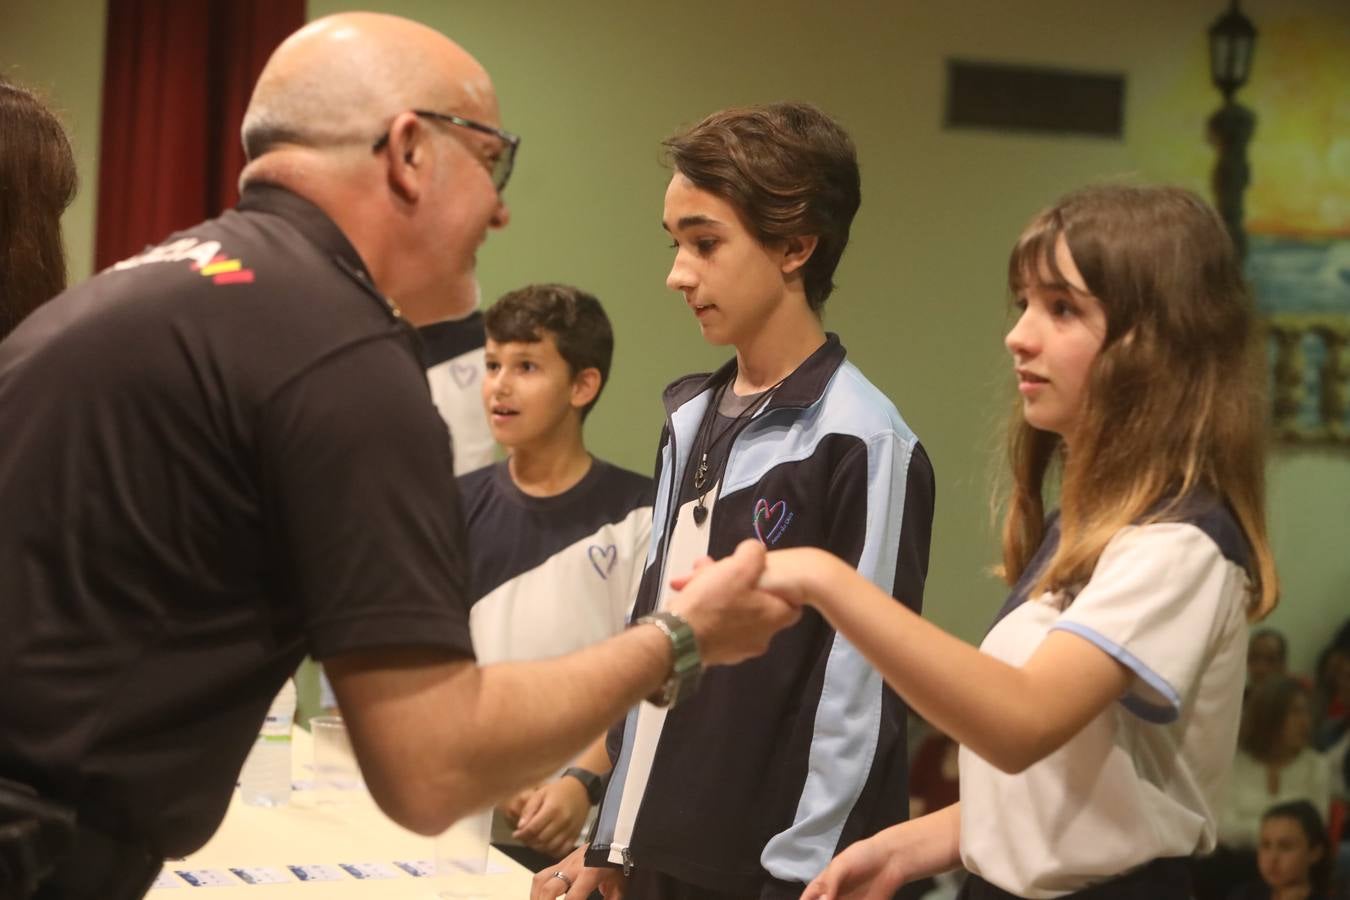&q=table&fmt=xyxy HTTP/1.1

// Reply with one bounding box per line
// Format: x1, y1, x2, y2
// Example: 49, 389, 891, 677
148, 729, 534, 897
